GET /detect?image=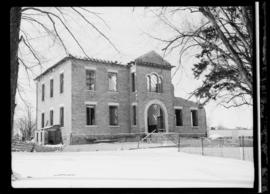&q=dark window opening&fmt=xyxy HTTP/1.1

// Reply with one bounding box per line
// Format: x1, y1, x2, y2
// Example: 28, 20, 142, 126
60, 107, 64, 127
191, 110, 198, 126
42, 84, 45, 101
132, 105, 136, 125
60, 73, 64, 93
131, 72, 135, 92
86, 105, 96, 125
175, 109, 183, 126
50, 110, 54, 126
50, 79, 54, 97
41, 113, 45, 128
86, 70, 96, 91
109, 106, 118, 125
